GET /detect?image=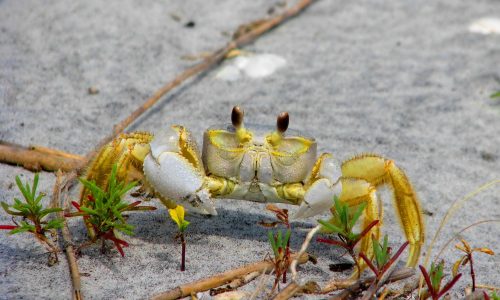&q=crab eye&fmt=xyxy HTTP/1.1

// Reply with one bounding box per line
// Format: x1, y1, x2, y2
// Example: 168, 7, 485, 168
231, 106, 244, 128
277, 112, 289, 133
